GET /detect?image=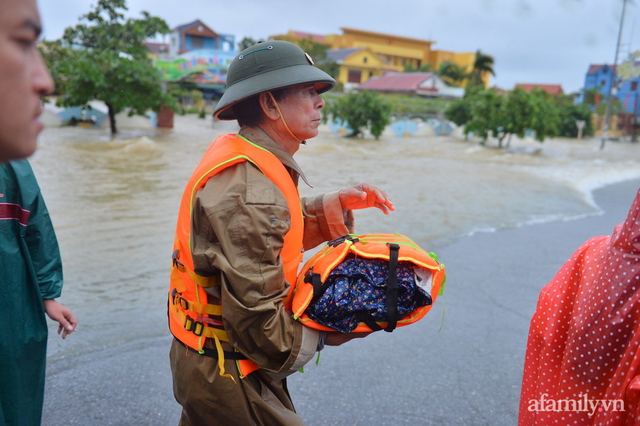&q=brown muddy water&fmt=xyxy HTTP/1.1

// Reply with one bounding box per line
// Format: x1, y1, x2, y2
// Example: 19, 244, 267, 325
33, 115, 640, 361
